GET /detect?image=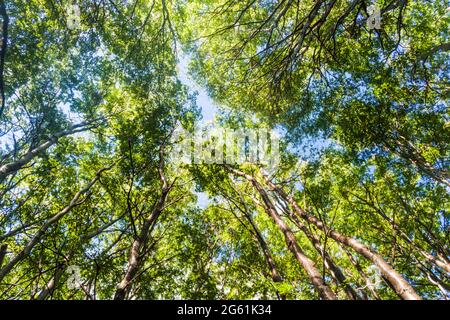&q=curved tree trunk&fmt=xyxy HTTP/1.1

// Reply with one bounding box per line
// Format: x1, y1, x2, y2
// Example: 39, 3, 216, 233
275, 195, 361, 300
262, 171, 422, 300
227, 187, 284, 284
114, 148, 173, 300
226, 165, 337, 300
